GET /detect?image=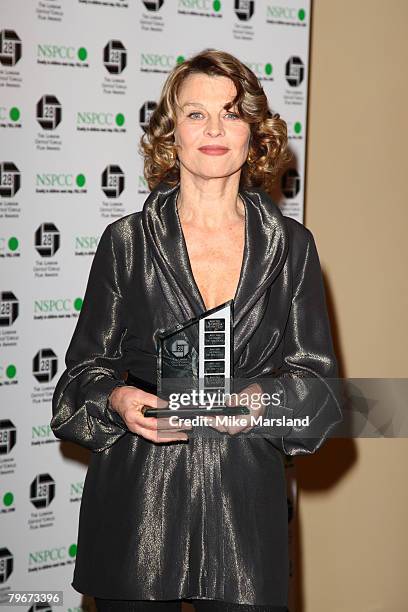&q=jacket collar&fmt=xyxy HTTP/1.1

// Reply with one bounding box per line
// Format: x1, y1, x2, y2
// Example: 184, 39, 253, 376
142, 181, 289, 363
